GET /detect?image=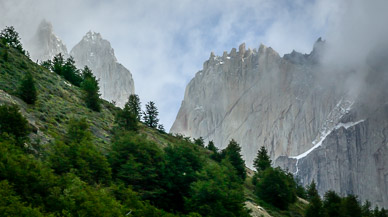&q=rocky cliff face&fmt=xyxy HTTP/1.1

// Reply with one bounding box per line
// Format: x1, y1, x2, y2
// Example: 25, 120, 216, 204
171, 40, 388, 207
70, 31, 135, 107
26, 20, 68, 61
